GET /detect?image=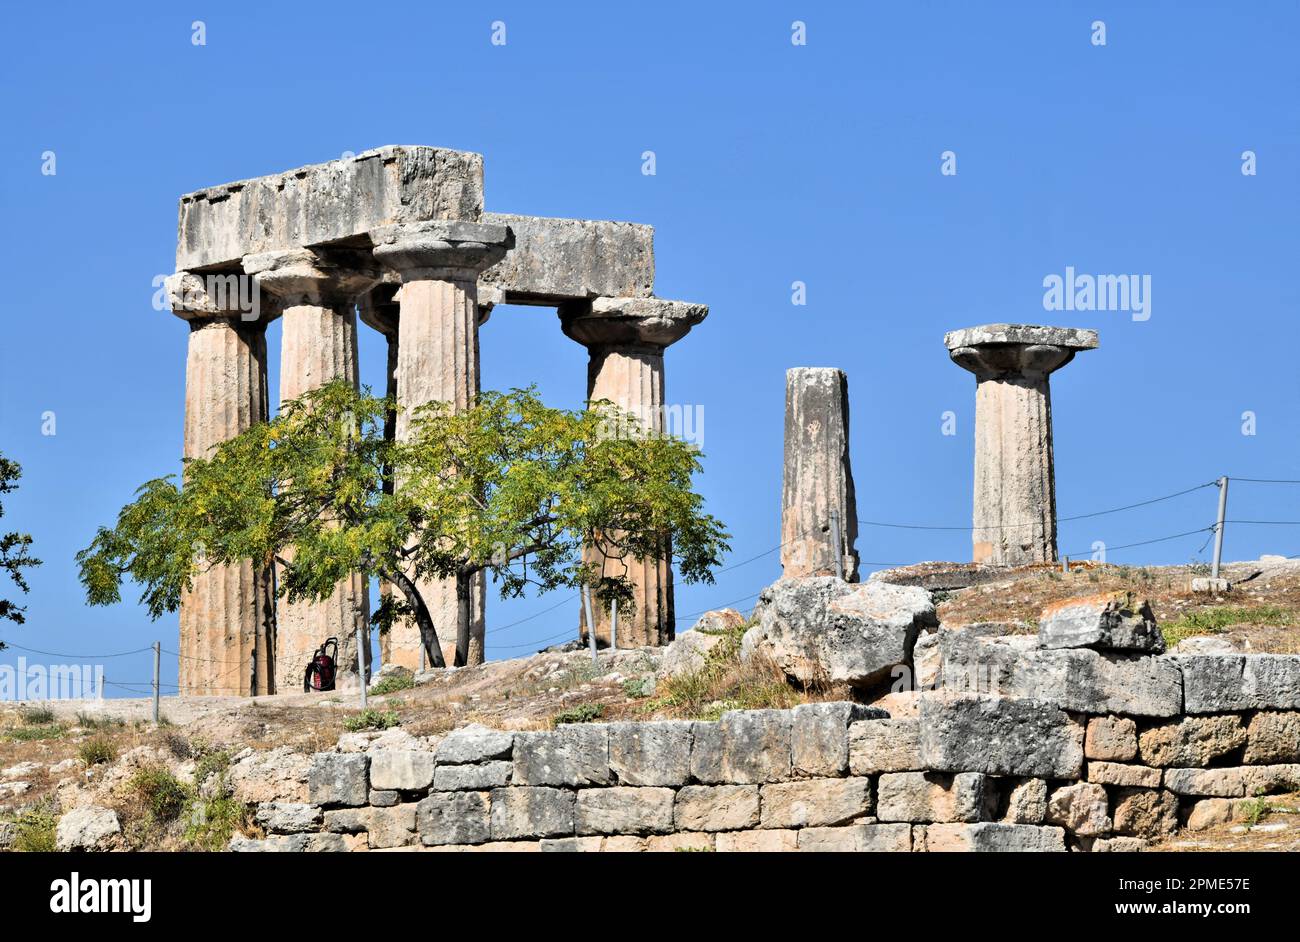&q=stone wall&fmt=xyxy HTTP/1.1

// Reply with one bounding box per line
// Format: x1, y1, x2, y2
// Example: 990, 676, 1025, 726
231, 651, 1300, 851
